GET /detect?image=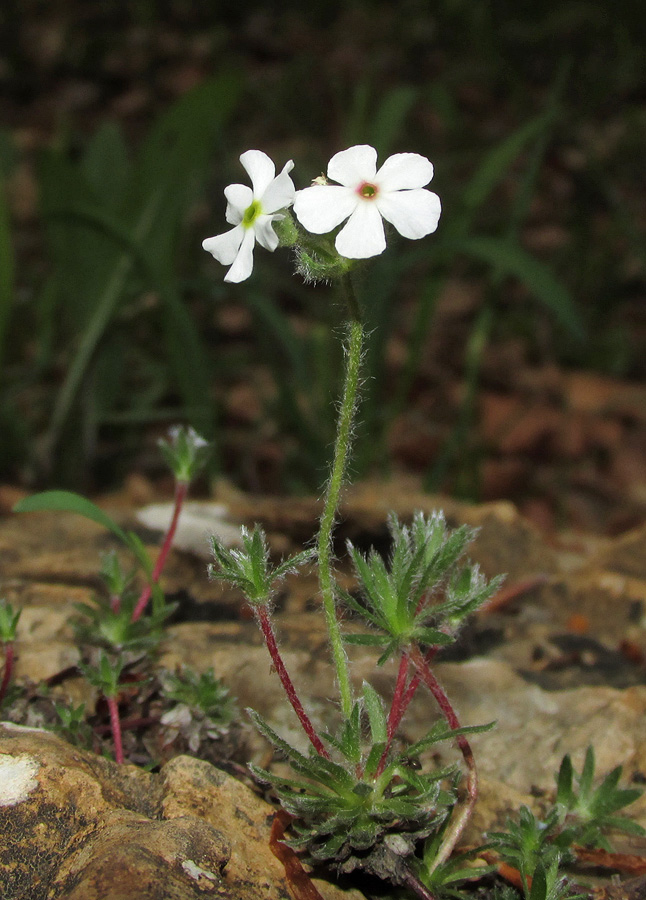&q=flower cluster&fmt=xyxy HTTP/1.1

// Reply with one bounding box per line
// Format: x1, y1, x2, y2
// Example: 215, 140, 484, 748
202, 145, 441, 282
